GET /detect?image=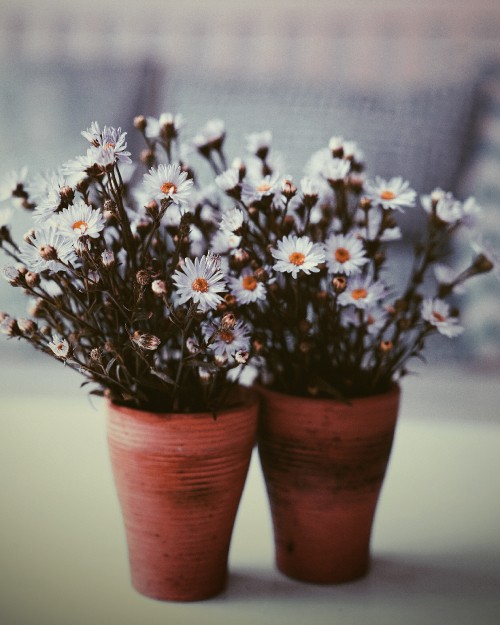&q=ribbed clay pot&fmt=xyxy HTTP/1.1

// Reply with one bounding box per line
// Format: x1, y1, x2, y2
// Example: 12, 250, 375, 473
106, 388, 259, 602
257, 385, 400, 584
